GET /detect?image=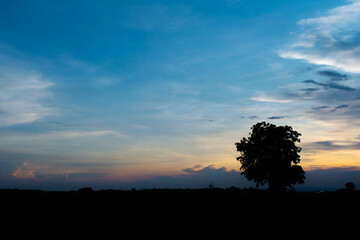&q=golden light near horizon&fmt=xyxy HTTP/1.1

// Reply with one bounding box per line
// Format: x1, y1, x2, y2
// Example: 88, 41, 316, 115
302, 150, 360, 170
